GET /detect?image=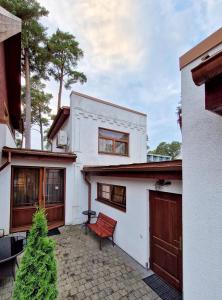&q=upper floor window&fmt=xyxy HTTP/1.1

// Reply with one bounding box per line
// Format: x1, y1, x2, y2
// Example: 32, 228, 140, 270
98, 128, 129, 156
